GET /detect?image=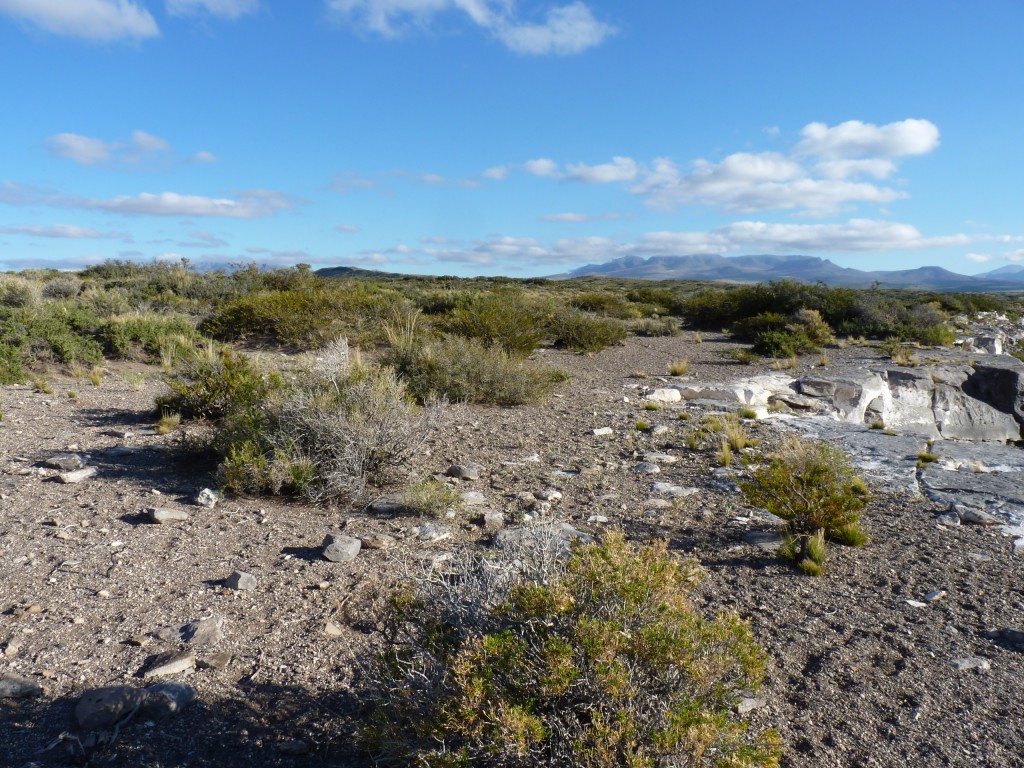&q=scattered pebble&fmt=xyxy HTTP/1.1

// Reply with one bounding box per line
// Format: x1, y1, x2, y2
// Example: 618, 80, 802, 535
948, 657, 991, 672
195, 488, 219, 508
322, 534, 362, 563
225, 571, 257, 591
